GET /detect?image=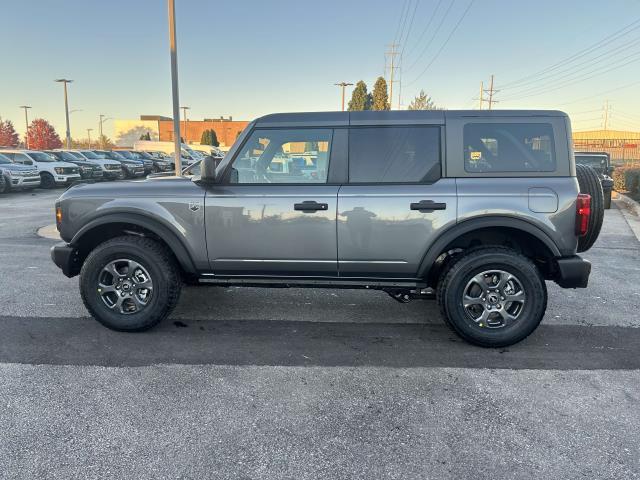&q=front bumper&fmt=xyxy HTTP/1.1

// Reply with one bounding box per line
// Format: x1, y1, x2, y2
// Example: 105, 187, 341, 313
55, 174, 82, 185
554, 255, 591, 288
51, 242, 81, 278
102, 170, 123, 180
9, 175, 41, 189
